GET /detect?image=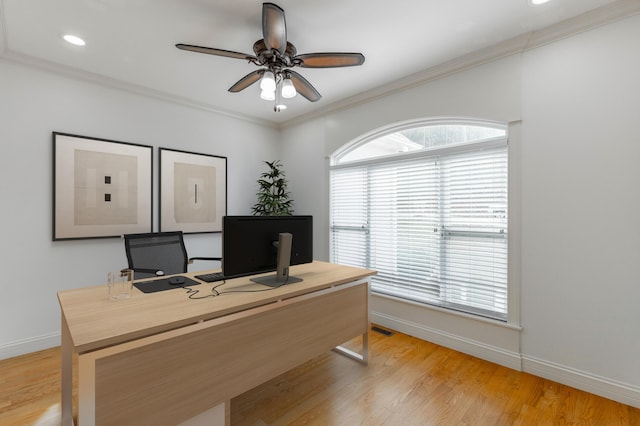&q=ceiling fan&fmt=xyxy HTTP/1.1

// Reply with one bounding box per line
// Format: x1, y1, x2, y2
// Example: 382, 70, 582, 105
176, 2, 365, 111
